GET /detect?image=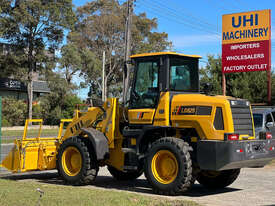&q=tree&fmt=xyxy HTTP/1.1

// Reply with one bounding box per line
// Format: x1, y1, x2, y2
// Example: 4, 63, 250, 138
200, 55, 223, 95
0, 0, 75, 120
69, 0, 172, 100
200, 55, 273, 104
33, 70, 83, 125
59, 43, 81, 88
